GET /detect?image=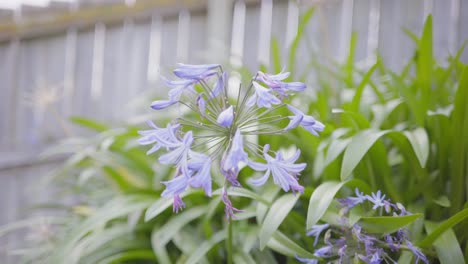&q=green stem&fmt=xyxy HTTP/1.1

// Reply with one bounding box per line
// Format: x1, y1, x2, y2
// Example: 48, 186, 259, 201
227, 220, 233, 264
